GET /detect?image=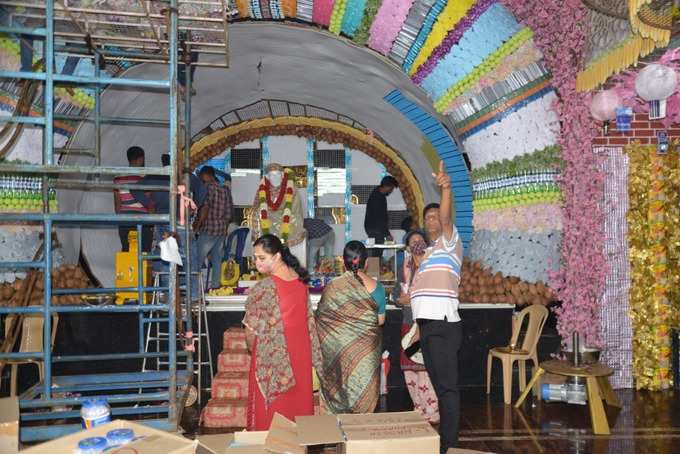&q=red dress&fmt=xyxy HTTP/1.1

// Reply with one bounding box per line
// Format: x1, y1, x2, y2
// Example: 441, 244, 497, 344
247, 276, 314, 430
